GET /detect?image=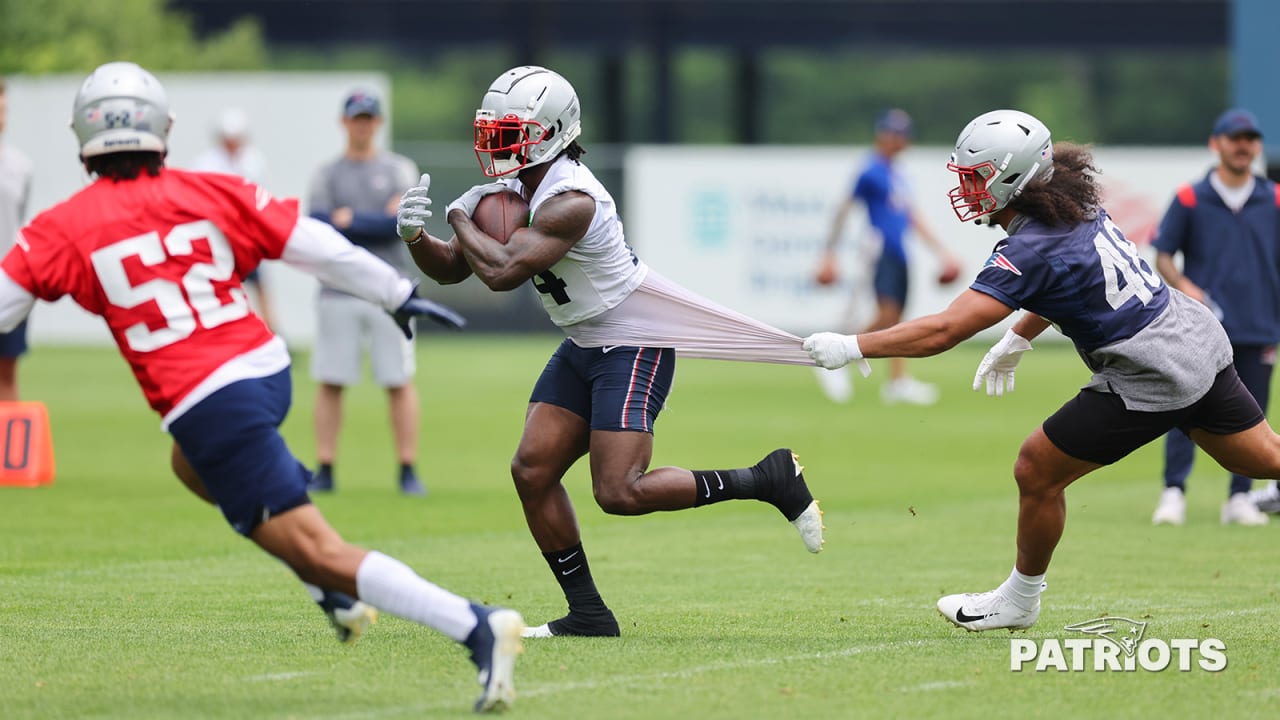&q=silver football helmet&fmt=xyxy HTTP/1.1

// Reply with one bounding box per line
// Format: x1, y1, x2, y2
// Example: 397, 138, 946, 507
71, 61, 173, 158
472, 66, 582, 177
947, 109, 1053, 223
